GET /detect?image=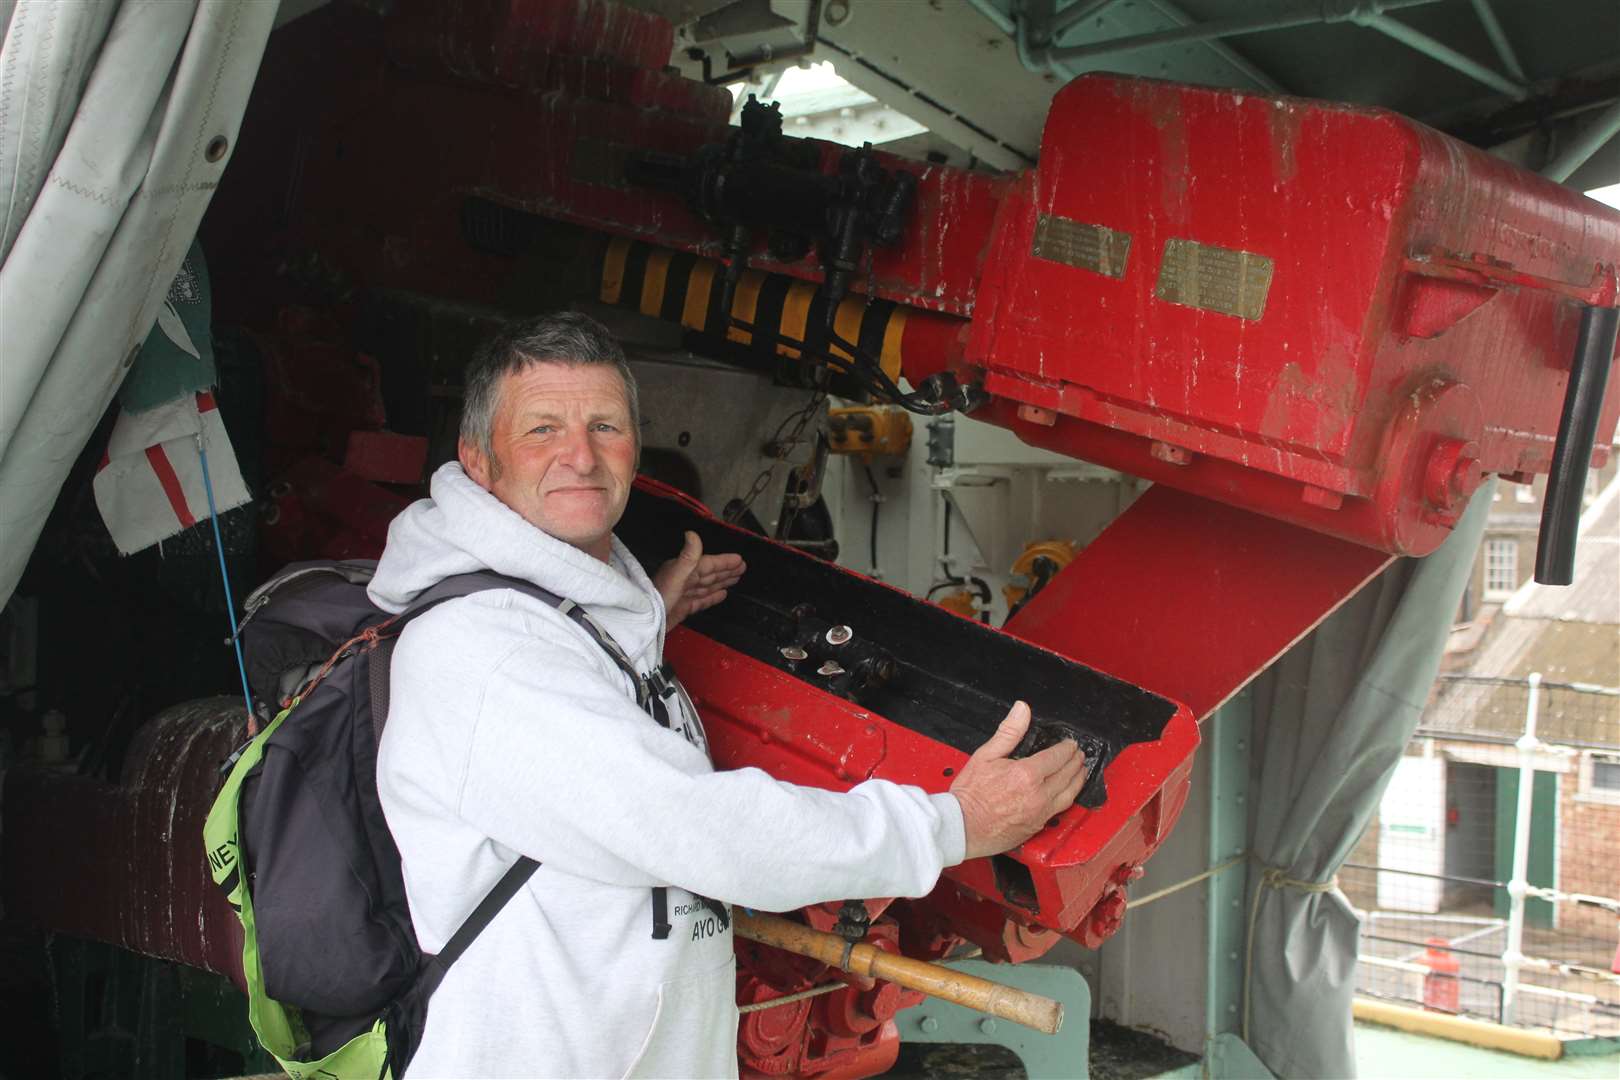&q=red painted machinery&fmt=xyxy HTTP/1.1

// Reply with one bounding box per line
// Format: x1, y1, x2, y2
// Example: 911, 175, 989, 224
6, 1, 1619, 1077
